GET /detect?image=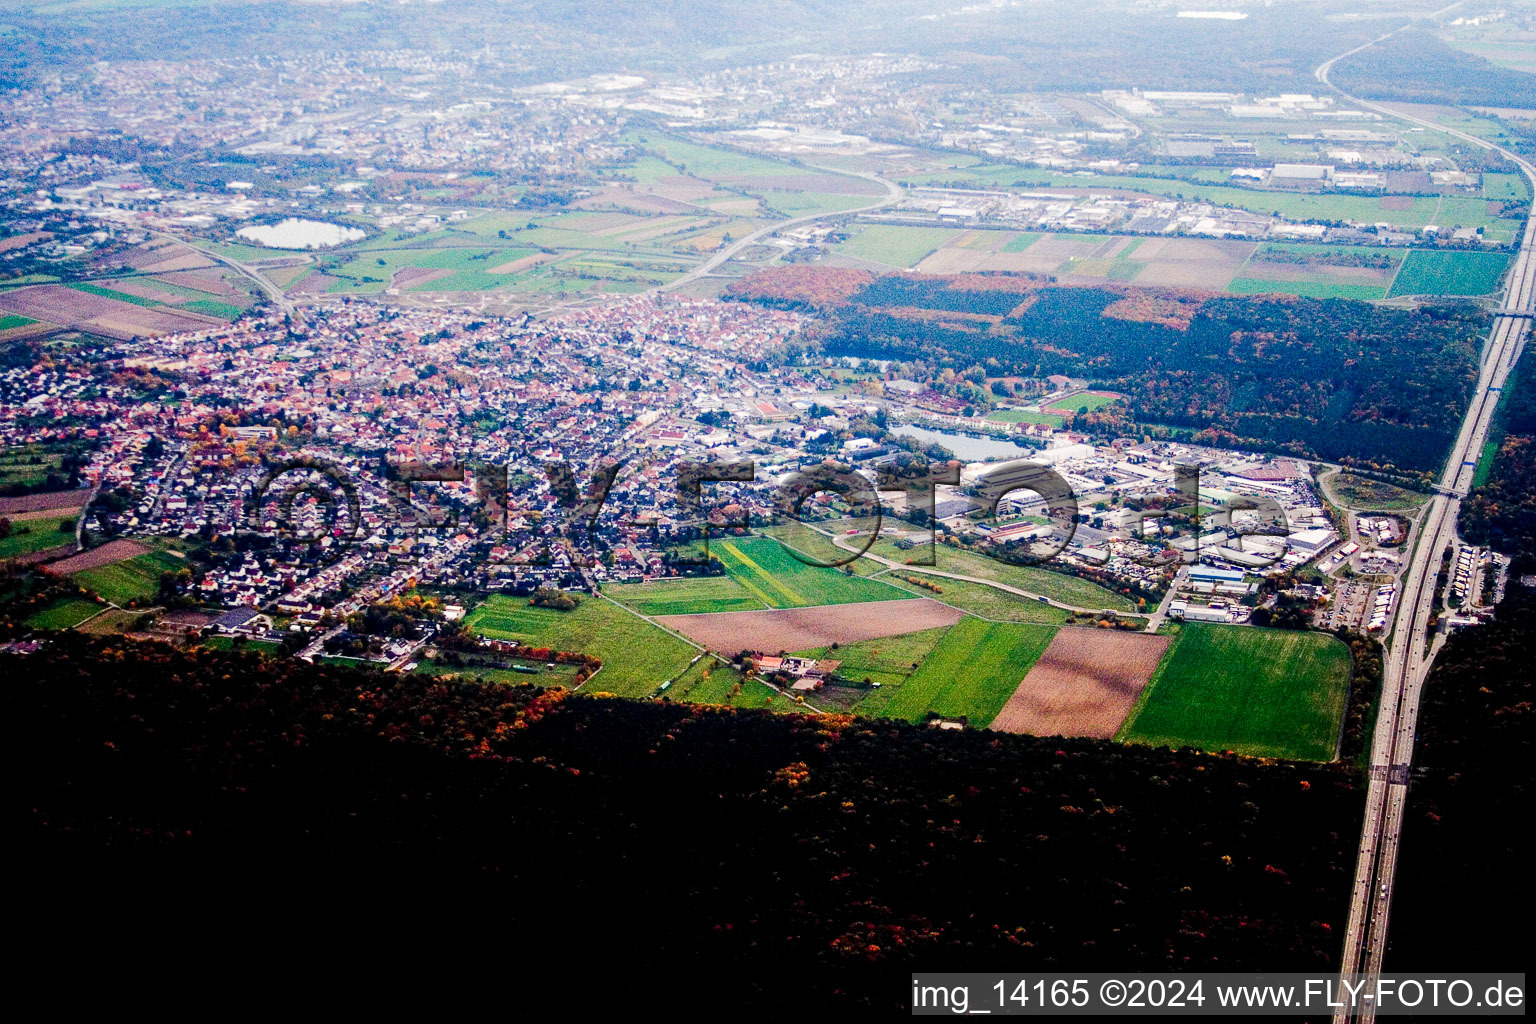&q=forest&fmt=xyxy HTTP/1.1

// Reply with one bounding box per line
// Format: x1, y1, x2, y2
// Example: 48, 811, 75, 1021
1330, 29, 1536, 110
1389, 593, 1534, 969
1462, 357, 1536, 577
10, 634, 1365, 1012
731, 271, 1486, 479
